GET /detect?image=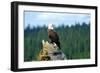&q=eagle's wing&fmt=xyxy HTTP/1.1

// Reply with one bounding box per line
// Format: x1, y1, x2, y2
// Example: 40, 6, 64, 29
48, 30, 61, 49
48, 30, 59, 42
